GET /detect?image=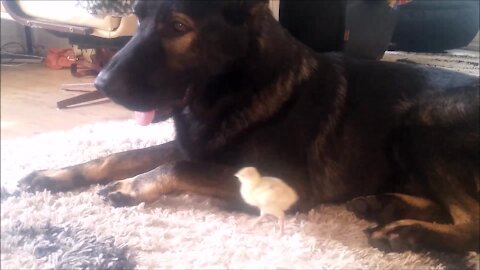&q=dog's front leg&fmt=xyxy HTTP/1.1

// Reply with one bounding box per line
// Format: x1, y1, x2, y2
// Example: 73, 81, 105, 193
18, 141, 181, 192
98, 160, 242, 207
